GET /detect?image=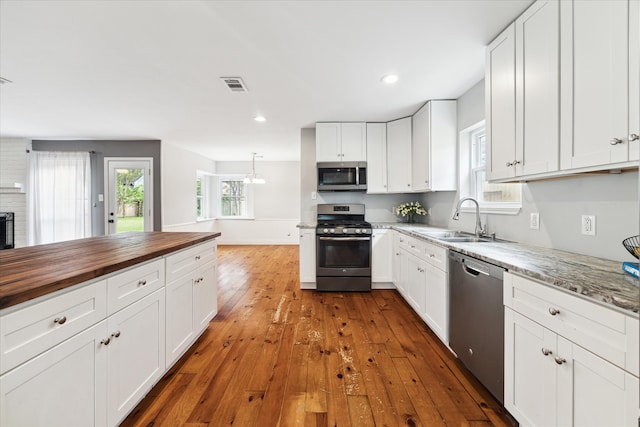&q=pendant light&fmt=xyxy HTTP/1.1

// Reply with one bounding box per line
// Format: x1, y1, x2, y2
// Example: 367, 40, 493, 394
244, 152, 266, 184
